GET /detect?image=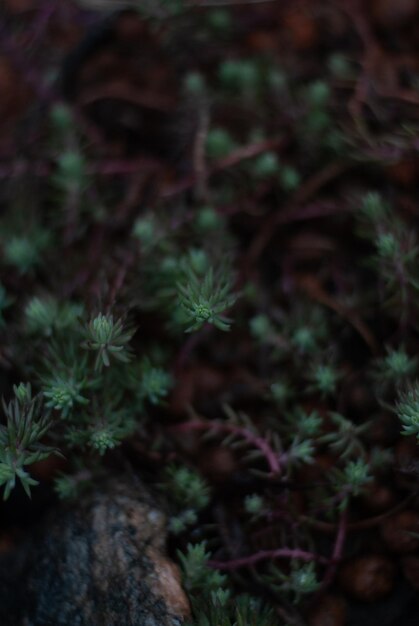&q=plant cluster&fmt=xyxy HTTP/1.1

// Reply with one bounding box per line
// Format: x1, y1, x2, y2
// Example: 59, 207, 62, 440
1, 1, 419, 624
